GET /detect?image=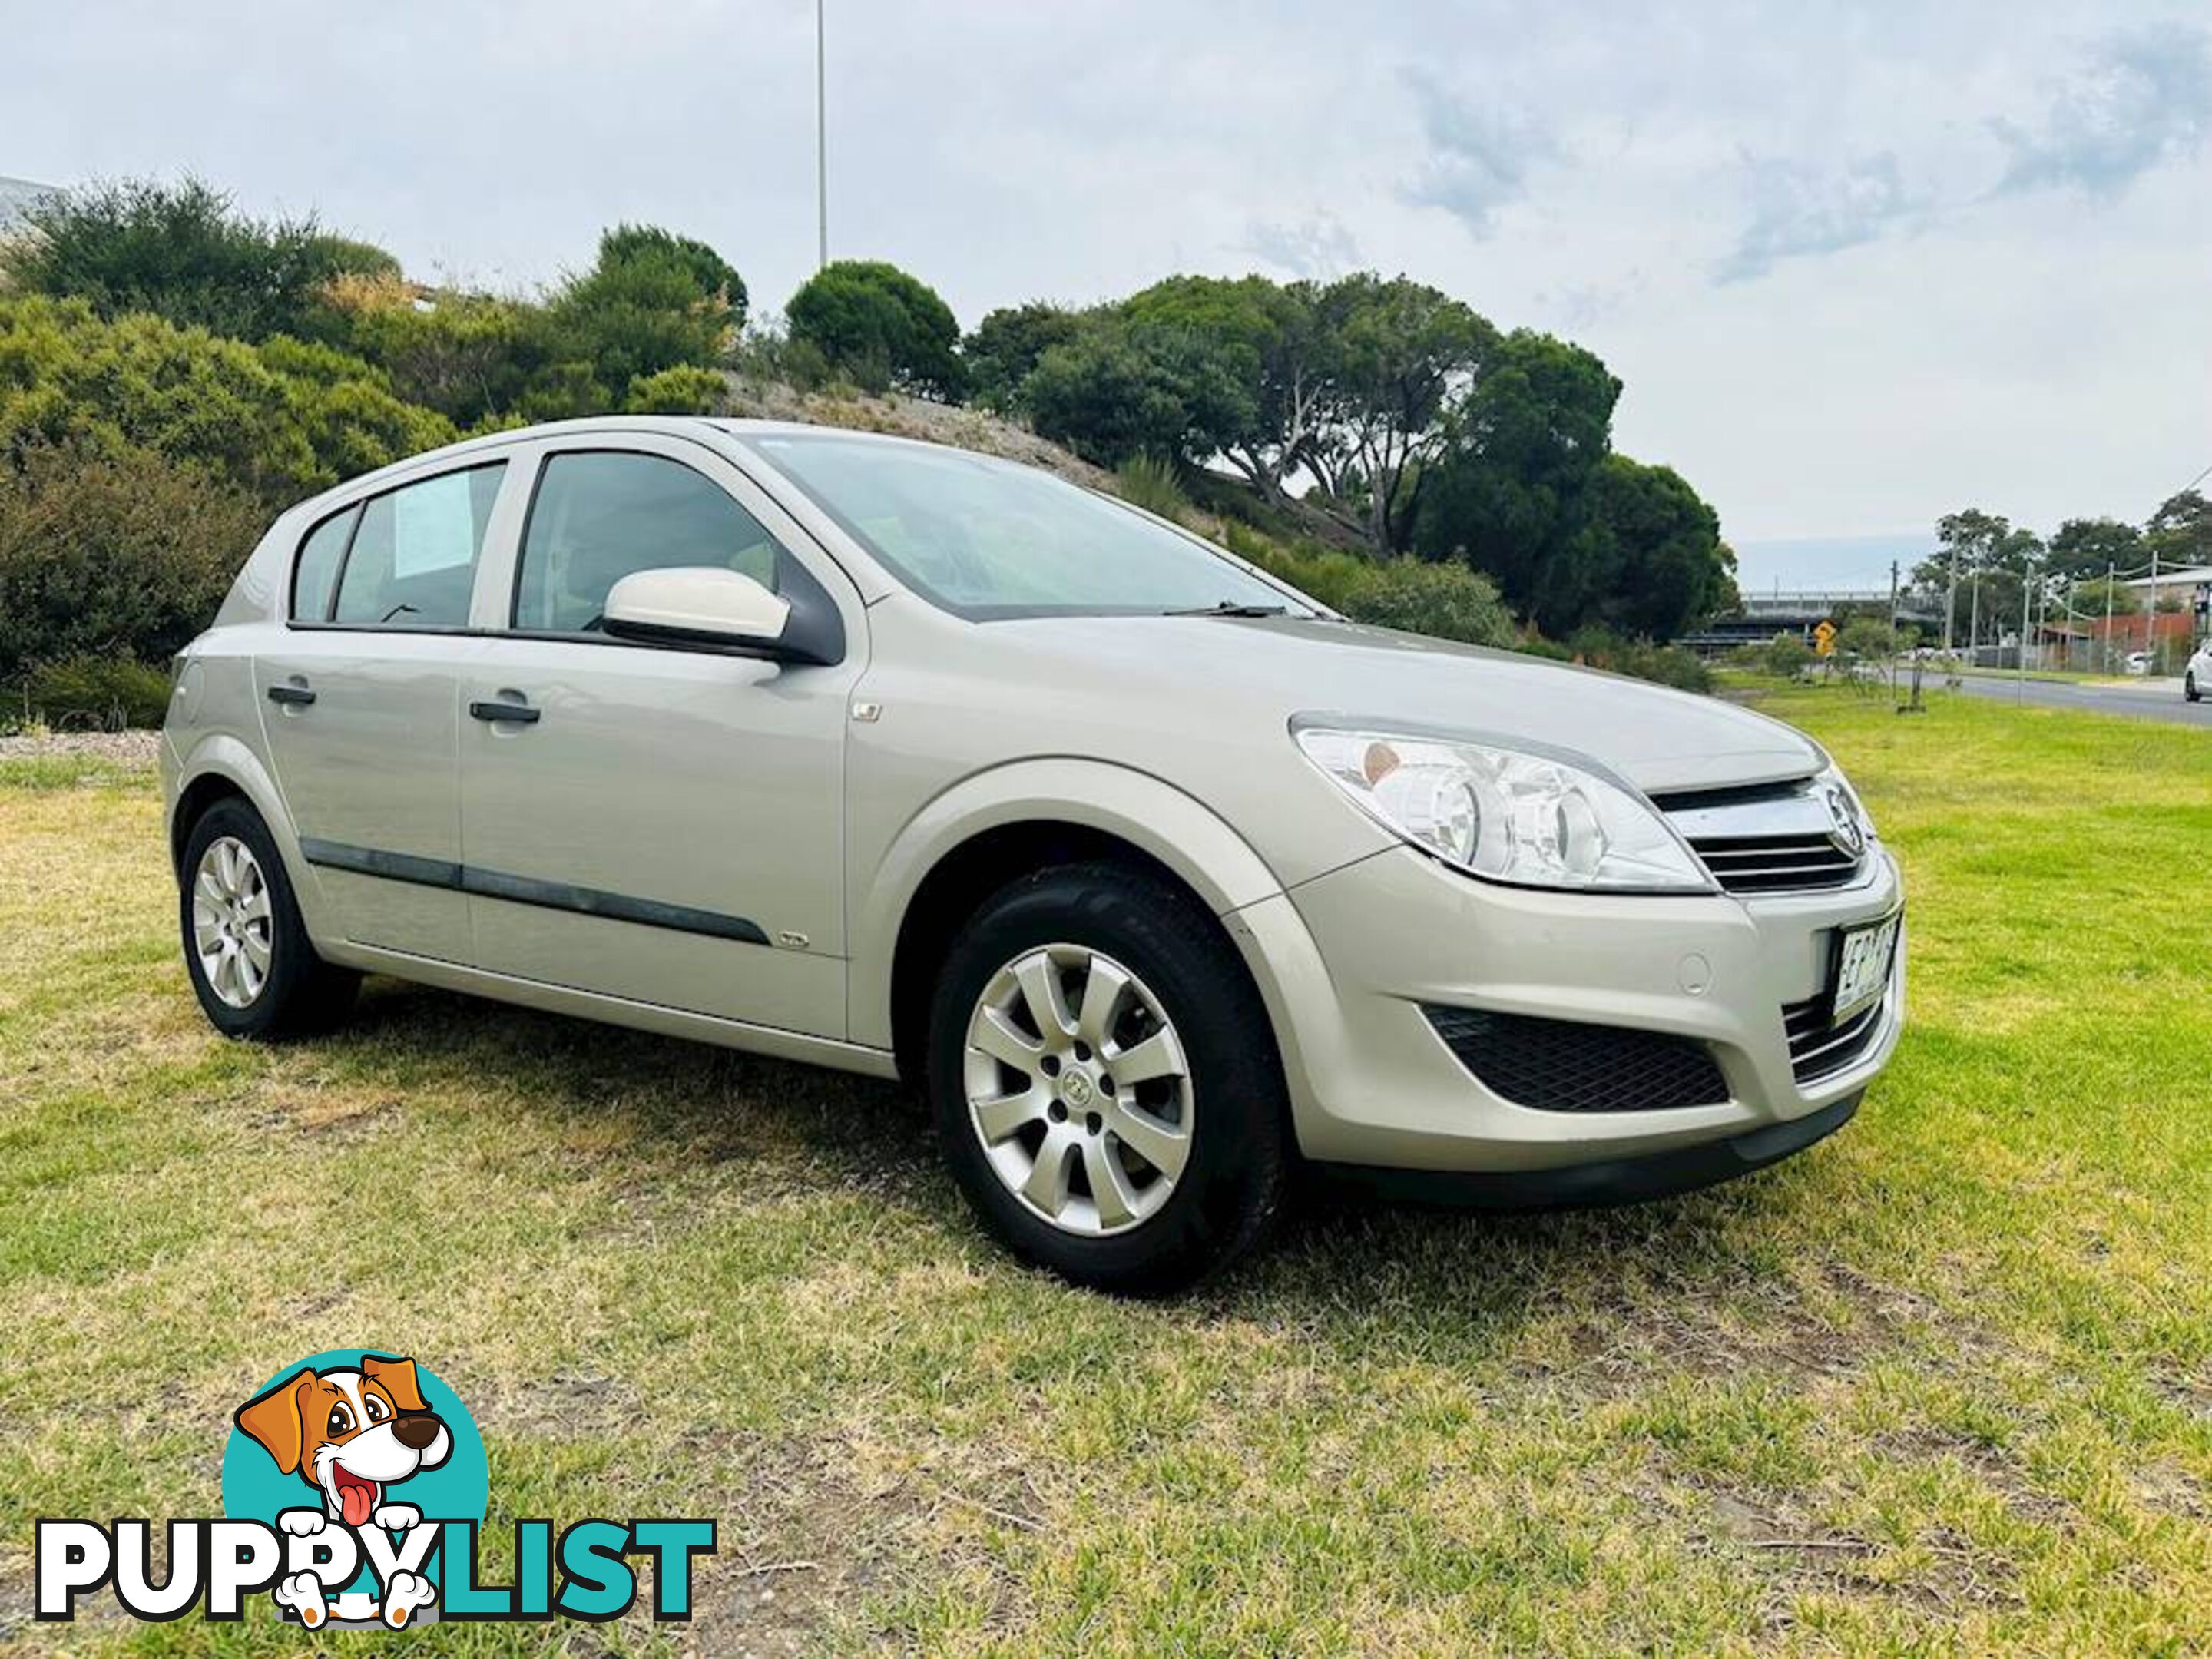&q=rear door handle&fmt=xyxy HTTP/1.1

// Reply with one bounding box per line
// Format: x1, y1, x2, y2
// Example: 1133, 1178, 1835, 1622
266, 684, 316, 707
469, 699, 541, 725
